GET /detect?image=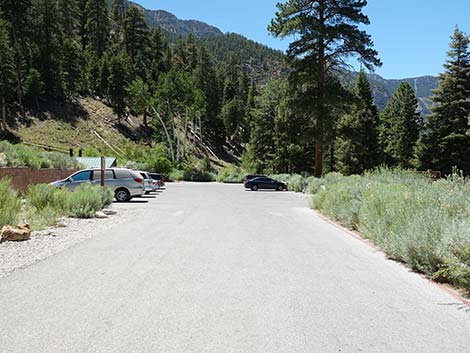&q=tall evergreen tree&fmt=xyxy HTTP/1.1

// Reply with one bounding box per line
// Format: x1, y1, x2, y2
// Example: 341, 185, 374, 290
62, 38, 84, 97
379, 82, 423, 168
58, 0, 79, 37
0, 15, 14, 130
85, 0, 110, 57
108, 53, 130, 122
193, 45, 224, 144
24, 68, 44, 109
417, 27, 470, 174
336, 71, 380, 174
1, 0, 32, 110
123, 5, 150, 63
245, 80, 279, 173
269, 0, 381, 176
31, 0, 64, 98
